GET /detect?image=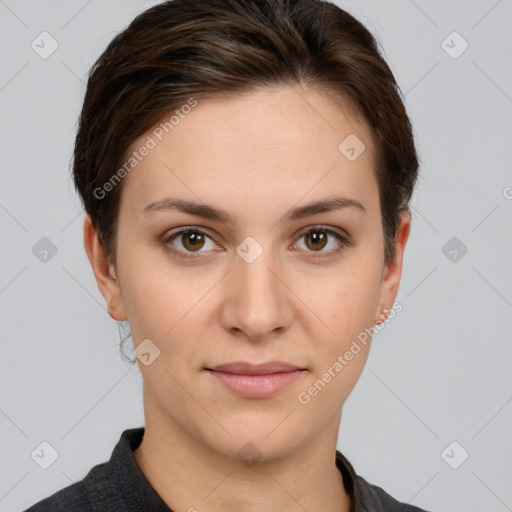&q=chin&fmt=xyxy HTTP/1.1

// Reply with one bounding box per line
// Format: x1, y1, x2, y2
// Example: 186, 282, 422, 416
201, 412, 309, 461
